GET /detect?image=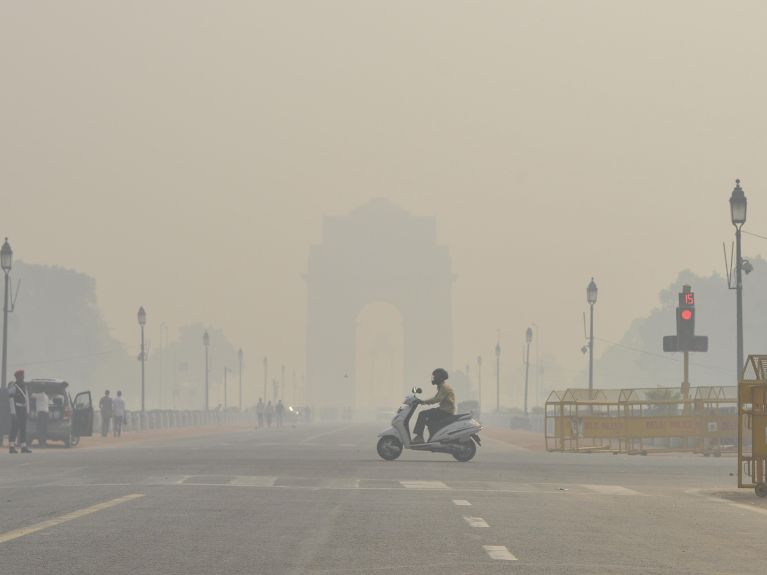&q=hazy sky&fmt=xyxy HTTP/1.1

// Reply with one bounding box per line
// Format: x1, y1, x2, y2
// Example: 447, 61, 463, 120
2, 1, 767, 387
